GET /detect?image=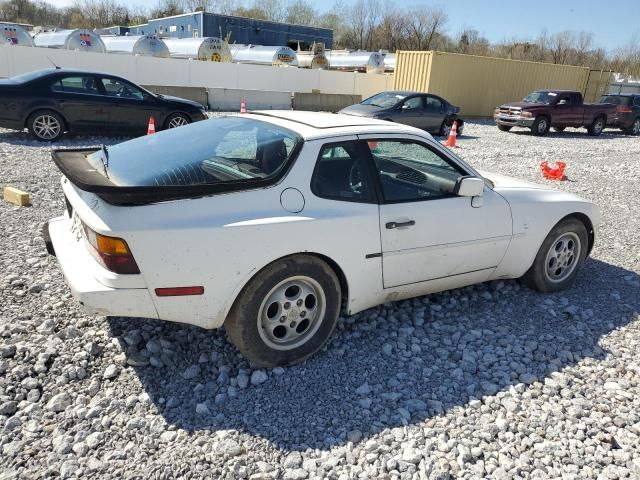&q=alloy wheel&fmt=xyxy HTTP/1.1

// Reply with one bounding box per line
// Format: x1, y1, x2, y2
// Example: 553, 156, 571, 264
33, 115, 61, 140
257, 275, 326, 351
544, 232, 581, 283
168, 116, 189, 128
537, 119, 548, 134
